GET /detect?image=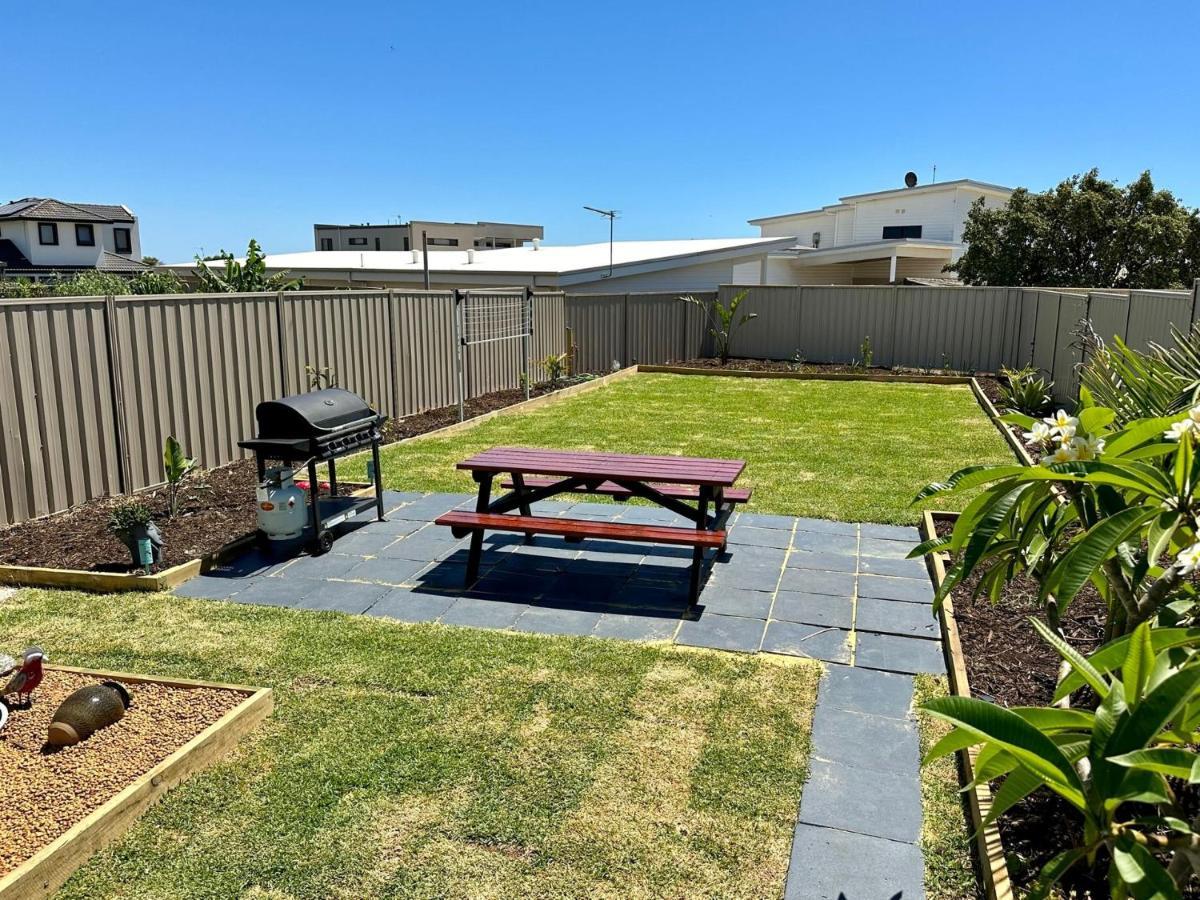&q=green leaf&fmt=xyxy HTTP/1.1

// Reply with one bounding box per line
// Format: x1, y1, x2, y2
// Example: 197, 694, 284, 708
1122, 622, 1155, 709
1031, 617, 1110, 701
1055, 628, 1200, 700
1012, 706, 1096, 732
1042, 506, 1157, 606
1079, 406, 1116, 433
911, 465, 1027, 503
923, 727, 978, 763
1112, 837, 1184, 900
1109, 747, 1200, 782
1025, 847, 1087, 900
985, 766, 1044, 824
